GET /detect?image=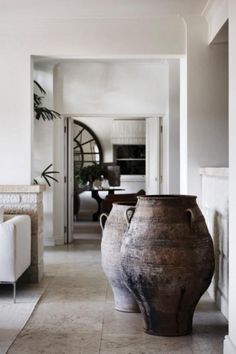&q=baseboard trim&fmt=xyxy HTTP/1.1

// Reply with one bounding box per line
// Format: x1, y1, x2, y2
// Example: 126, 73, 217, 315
208, 283, 228, 319
224, 335, 236, 354
44, 237, 56, 247
54, 236, 65, 245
